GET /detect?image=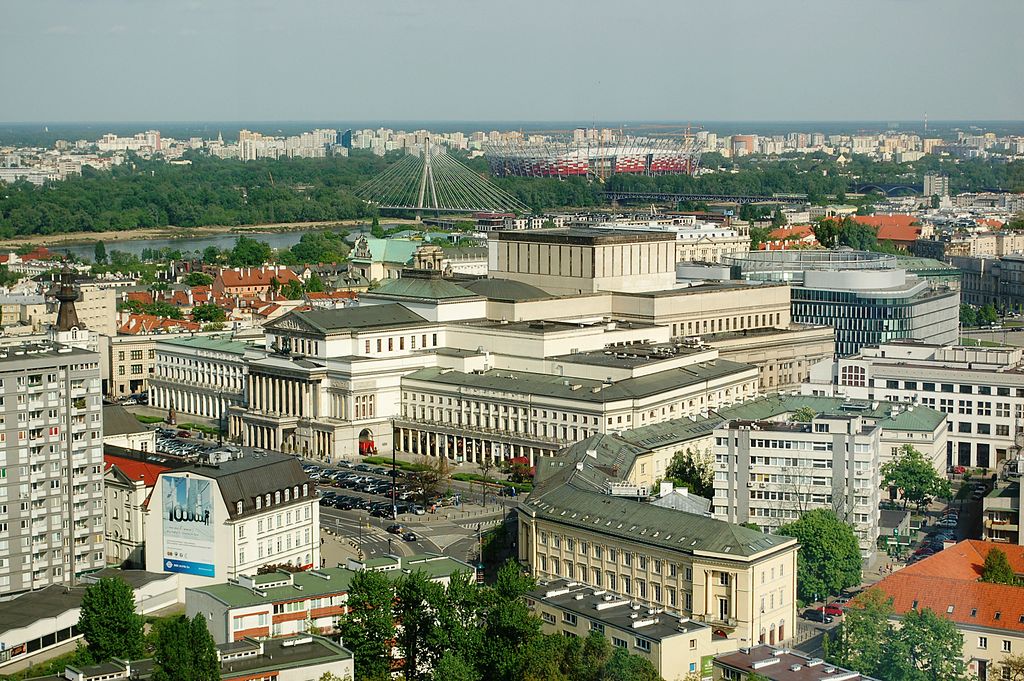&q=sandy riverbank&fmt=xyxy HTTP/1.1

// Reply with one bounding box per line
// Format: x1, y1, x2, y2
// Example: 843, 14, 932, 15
0, 217, 422, 250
